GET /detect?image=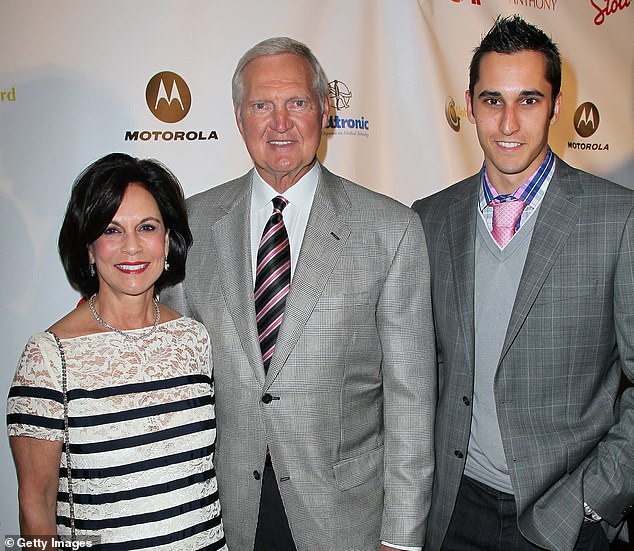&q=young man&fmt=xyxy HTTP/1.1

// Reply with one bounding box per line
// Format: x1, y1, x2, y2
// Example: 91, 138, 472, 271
413, 15, 634, 551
